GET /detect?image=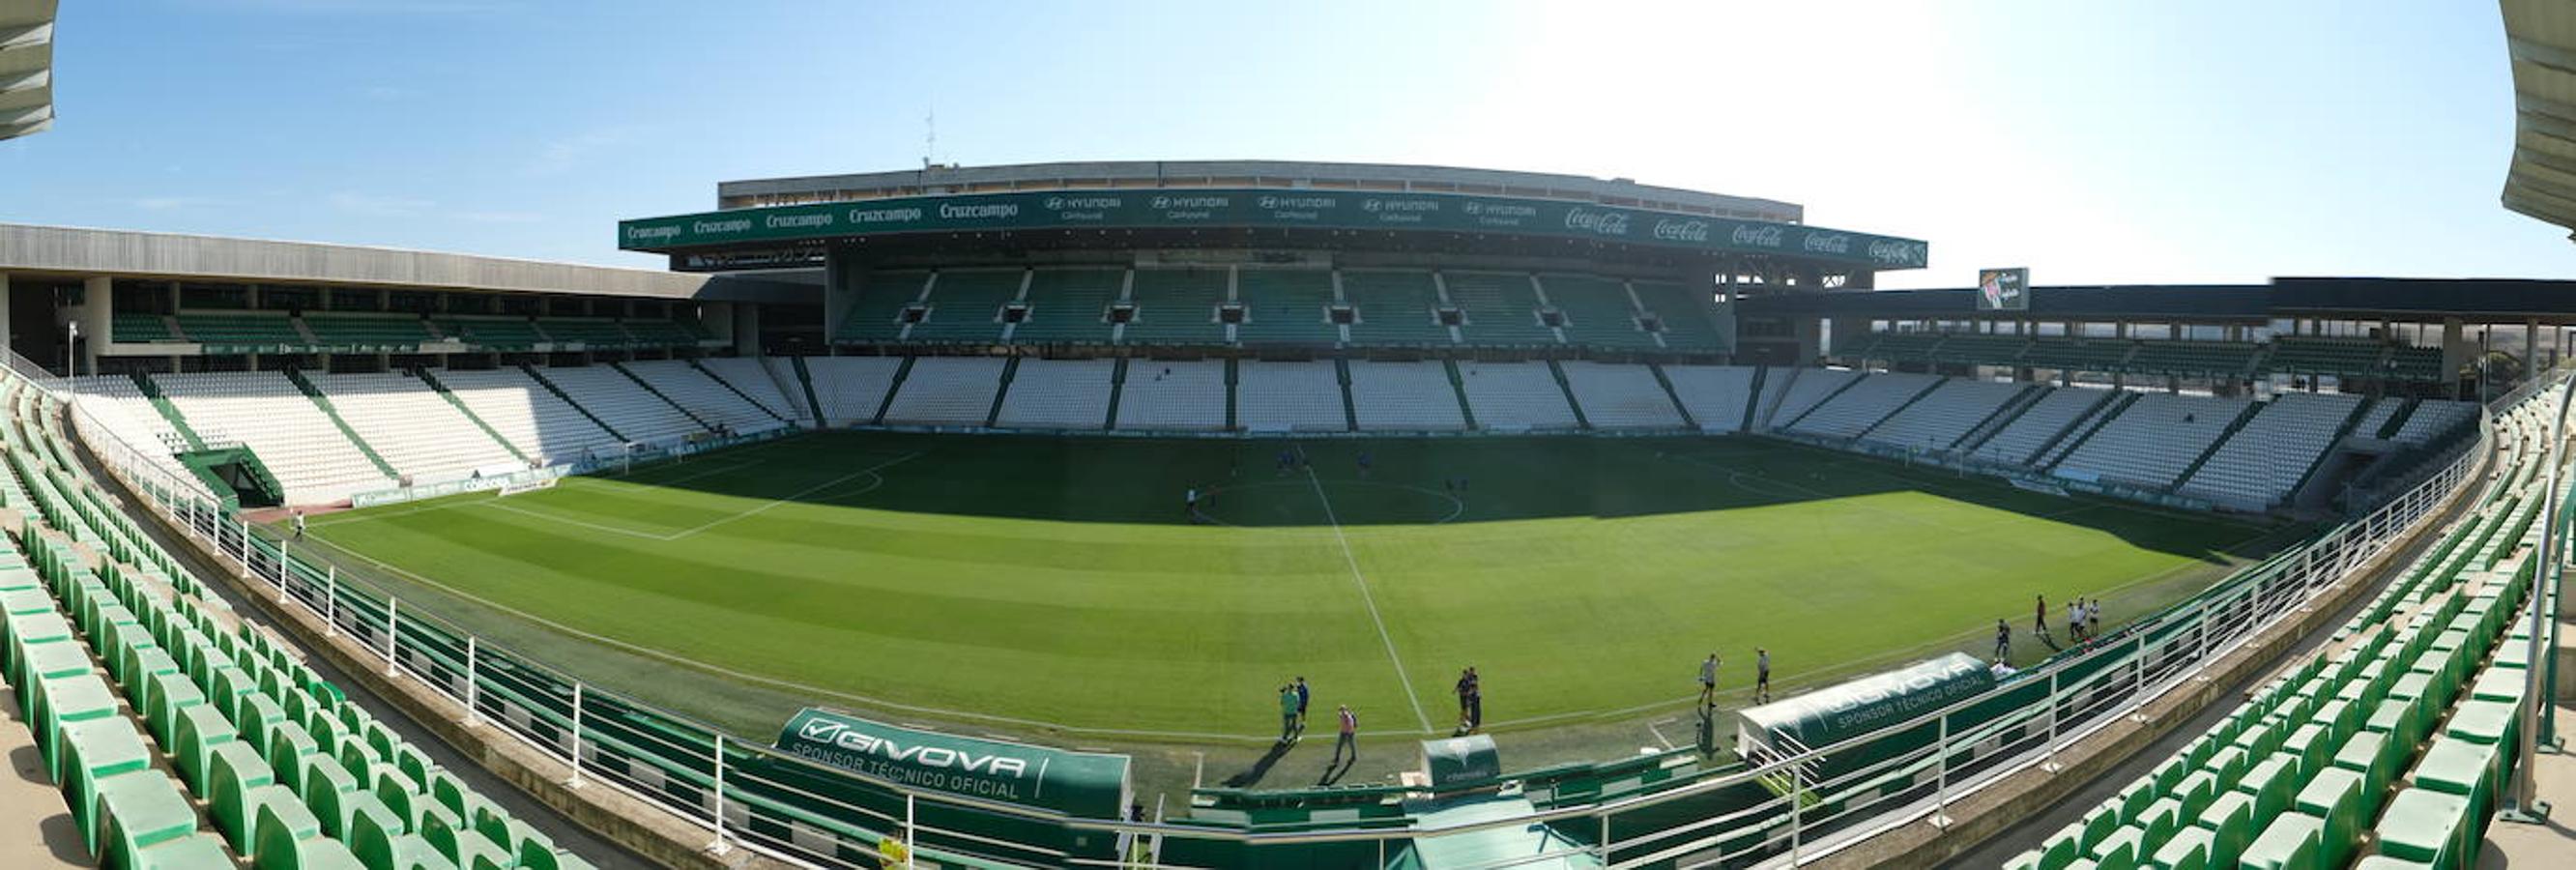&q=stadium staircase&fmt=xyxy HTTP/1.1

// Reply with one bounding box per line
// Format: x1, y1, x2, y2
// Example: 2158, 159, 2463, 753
871, 357, 914, 425
683, 359, 792, 427
1224, 359, 1239, 431
1442, 360, 1481, 430
130, 374, 207, 452
514, 364, 627, 443
1850, 376, 1950, 444
787, 356, 827, 425
1753, 366, 1800, 430
1740, 366, 1770, 432
130, 374, 285, 508
2378, 398, 2421, 440
1647, 362, 1699, 430
1102, 358, 1128, 429
2037, 391, 2137, 472
0, 379, 603, 870
1954, 384, 2047, 452
1776, 371, 1868, 431
2165, 400, 2265, 489
2281, 397, 2379, 507
605, 362, 718, 433
279, 368, 401, 481
1328, 360, 1357, 432
1545, 360, 1592, 430
983, 357, 1021, 428
412, 369, 532, 466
